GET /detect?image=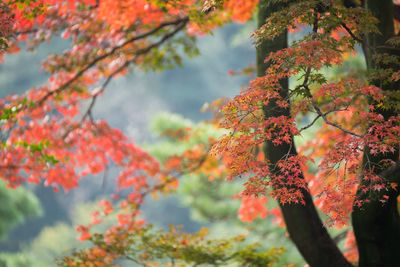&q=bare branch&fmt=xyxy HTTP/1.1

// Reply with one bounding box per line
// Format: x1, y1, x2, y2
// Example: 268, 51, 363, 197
312, 101, 361, 137
333, 230, 349, 244
340, 22, 364, 44
300, 64, 363, 138
307, 86, 362, 138
299, 114, 322, 132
